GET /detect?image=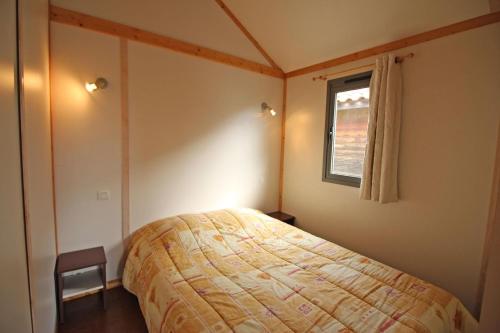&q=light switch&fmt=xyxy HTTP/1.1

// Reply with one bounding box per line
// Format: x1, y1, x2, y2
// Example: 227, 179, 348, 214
97, 191, 110, 200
